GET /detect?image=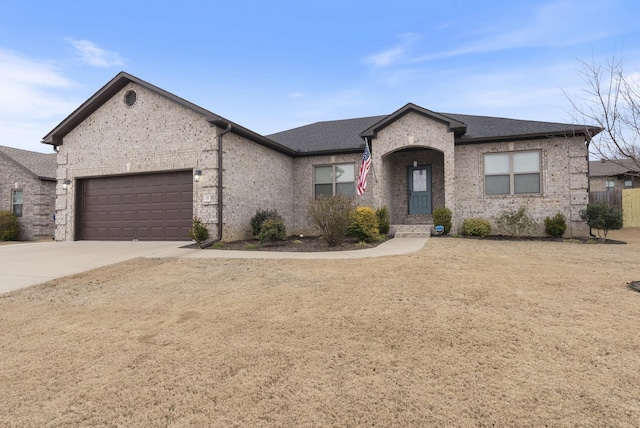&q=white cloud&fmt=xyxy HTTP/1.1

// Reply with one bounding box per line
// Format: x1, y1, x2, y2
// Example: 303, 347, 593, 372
412, 0, 612, 63
0, 49, 79, 152
365, 33, 421, 68
68, 39, 125, 68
